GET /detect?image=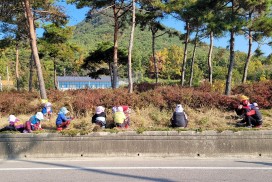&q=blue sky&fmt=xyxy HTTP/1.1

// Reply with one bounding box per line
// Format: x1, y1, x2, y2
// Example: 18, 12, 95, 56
63, 3, 271, 56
